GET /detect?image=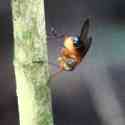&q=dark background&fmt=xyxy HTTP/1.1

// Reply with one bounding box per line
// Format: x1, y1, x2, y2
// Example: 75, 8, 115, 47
0, 0, 125, 125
